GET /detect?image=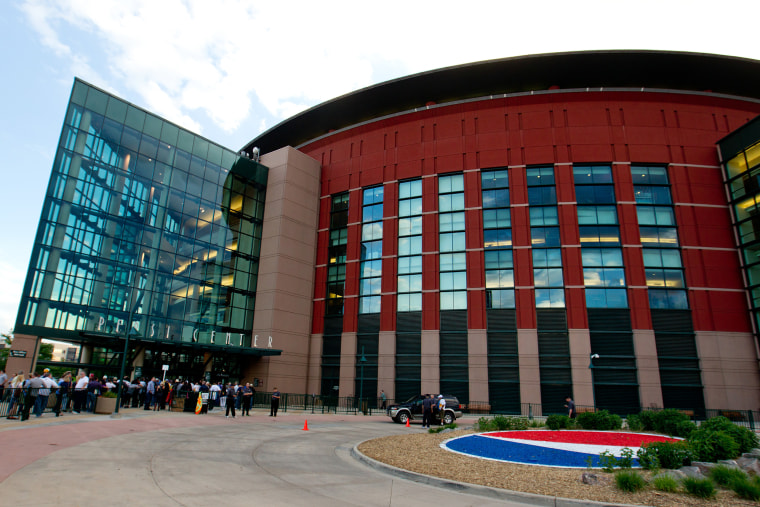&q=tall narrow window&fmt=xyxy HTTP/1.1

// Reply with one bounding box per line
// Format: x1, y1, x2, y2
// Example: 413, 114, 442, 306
397, 180, 422, 312
326, 193, 348, 315
439, 174, 467, 310
574, 165, 628, 308
632, 166, 687, 310
527, 166, 564, 308
481, 169, 513, 309
359, 186, 383, 314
